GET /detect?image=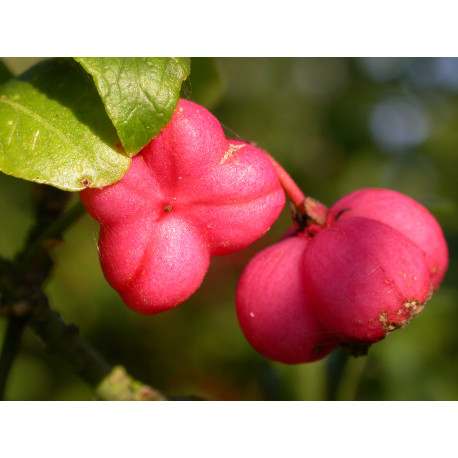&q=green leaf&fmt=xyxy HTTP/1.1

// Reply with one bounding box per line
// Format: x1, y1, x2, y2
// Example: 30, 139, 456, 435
75, 57, 191, 156
0, 60, 13, 85
0, 58, 130, 191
